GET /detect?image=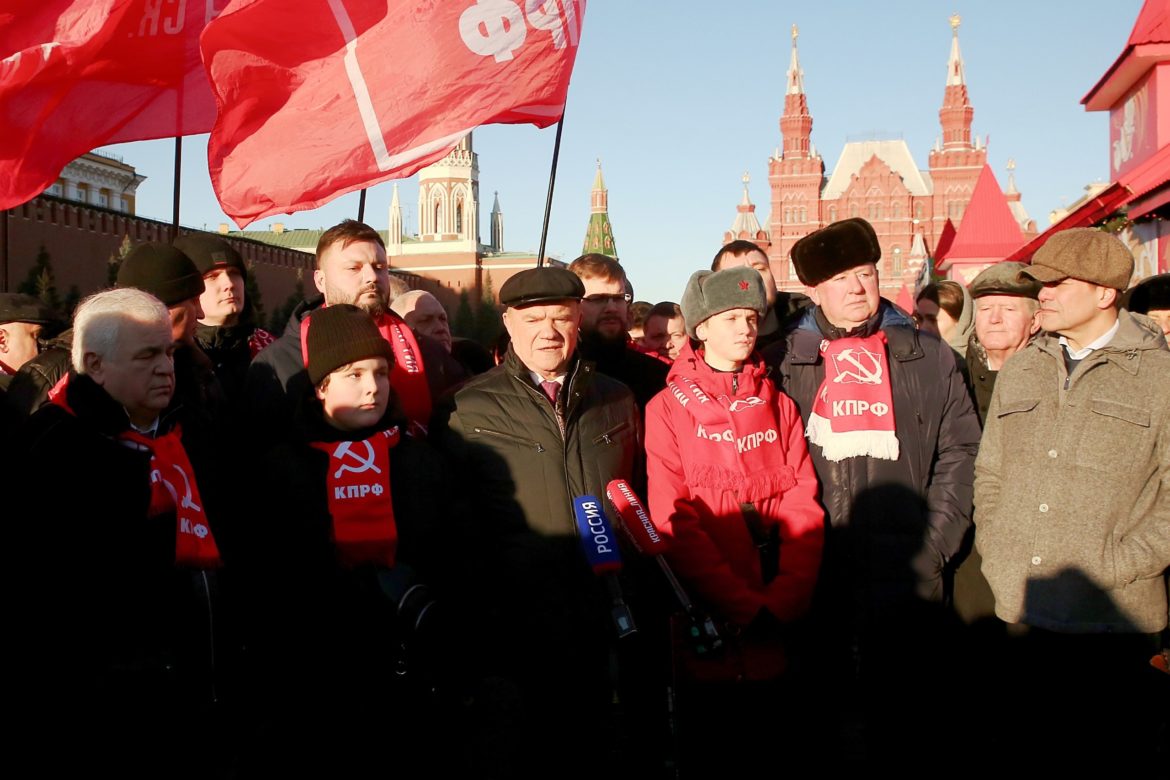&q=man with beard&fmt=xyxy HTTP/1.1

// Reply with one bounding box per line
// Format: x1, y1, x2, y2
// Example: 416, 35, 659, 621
246, 220, 431, 440
568, 253, 667, 412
